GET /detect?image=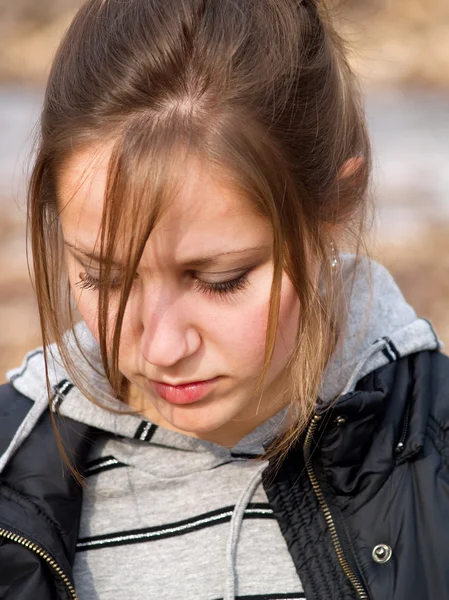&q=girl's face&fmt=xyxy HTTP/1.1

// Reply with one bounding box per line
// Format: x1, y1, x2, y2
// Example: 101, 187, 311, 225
58, 146, 300, 446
